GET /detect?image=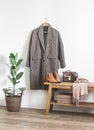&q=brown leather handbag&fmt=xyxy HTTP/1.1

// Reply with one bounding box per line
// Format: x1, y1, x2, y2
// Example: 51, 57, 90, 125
63, 70, 78, 82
